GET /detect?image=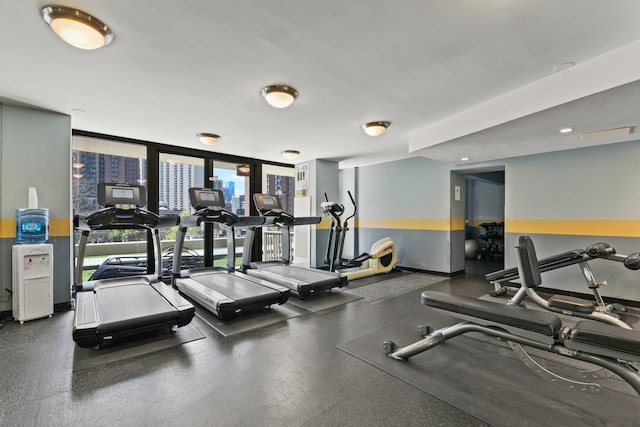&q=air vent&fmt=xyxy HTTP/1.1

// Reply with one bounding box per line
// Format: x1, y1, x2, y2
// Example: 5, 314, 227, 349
579, 127, 633, 141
